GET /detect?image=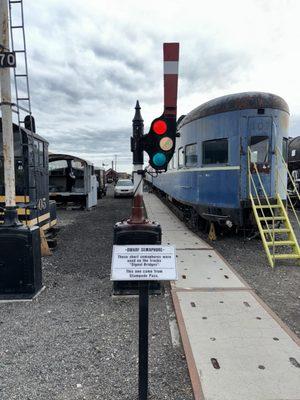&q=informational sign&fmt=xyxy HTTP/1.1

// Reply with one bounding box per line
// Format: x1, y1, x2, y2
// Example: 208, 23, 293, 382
111, 245, 177, 281
0, 52, 16, 68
